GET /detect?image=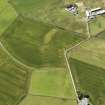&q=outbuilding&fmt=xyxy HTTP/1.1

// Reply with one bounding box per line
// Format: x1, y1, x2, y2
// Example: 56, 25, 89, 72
65, 4, 78, 14
86, 7, 105, 20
